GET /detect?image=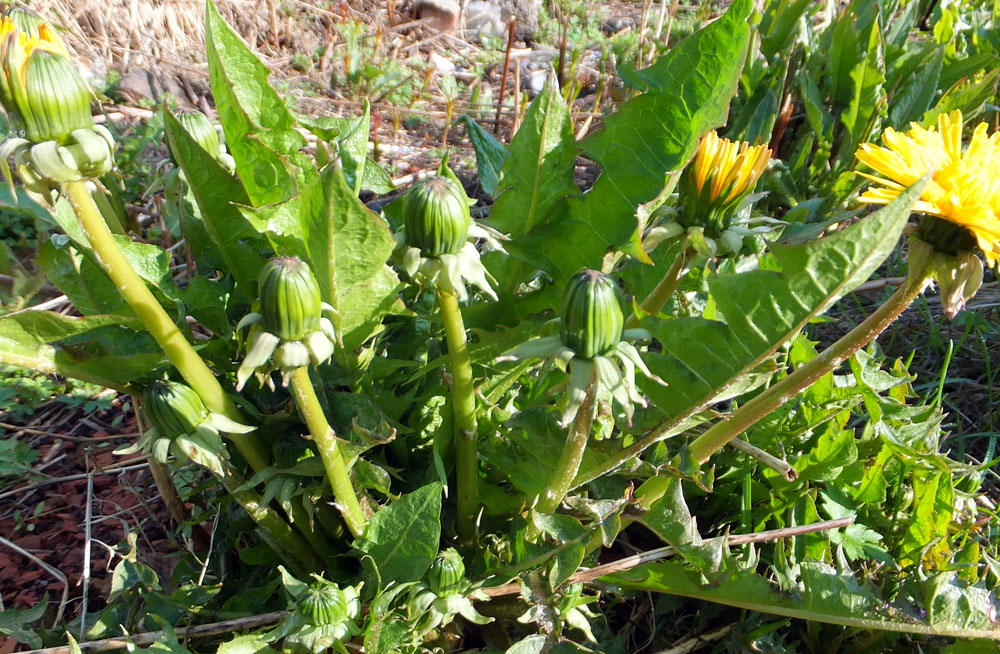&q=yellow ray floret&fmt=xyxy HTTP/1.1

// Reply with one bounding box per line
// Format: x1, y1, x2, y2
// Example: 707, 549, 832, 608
856, 110, 1000, 264
691, 130, 771, 204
